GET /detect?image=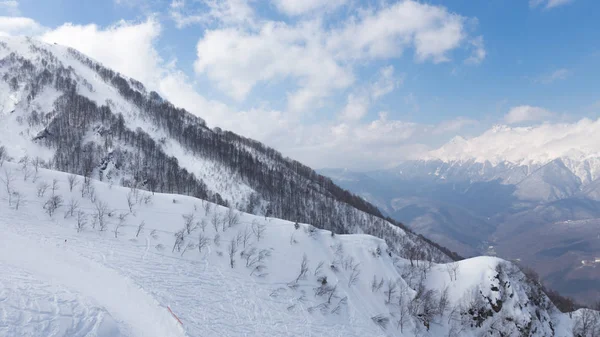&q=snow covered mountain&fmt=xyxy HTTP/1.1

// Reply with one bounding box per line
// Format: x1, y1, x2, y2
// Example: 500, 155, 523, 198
1, 160, 597, 336
321, 121, 600, 306
0, 35, 458, 262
